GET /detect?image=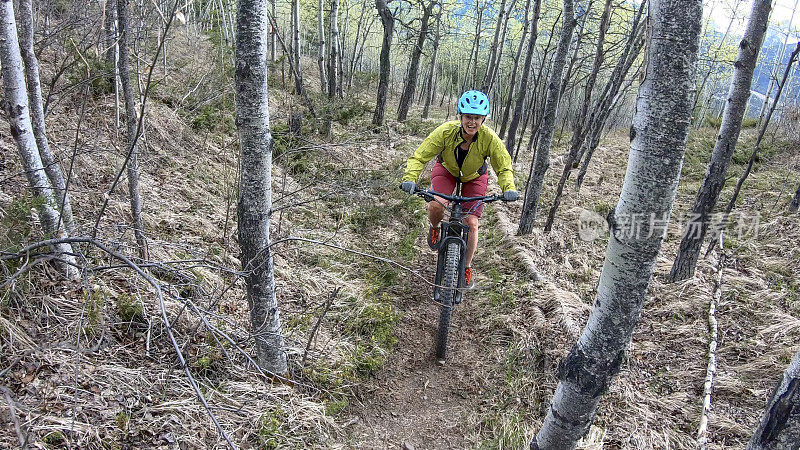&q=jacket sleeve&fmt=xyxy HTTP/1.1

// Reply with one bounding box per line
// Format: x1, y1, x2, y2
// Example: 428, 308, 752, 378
488, 135, 516, 192
403, 123, 448, 182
